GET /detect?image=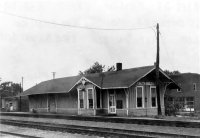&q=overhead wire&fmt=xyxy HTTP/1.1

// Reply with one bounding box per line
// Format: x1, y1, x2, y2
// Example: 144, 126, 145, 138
0, 10, 155, 31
